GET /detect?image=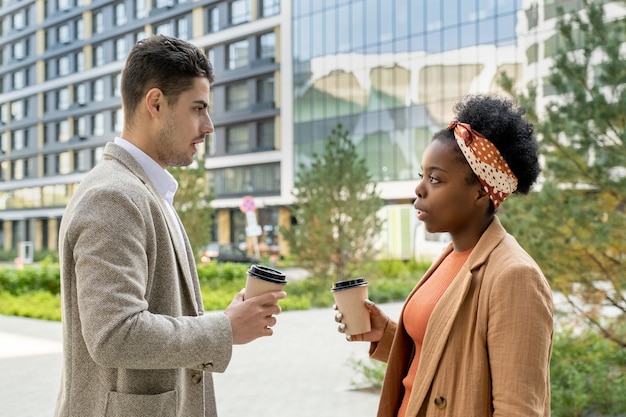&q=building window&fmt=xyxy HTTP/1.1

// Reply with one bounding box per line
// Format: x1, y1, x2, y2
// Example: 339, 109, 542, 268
135, 30, 147, 42
92, 79, 104, 102
258, 32, 276, 60
44, 123, 52, 144
156, 0, 175, 8
13, 41, 25, 60
75, 116, 87, 137
58, 151, 72, 174
177, 17, 189, 40
226, 125, 249, 153
58, 24, 70, 44
58, 0, 71, 11
257, 120, 274, 150
74, 51, 84, 72
260, 0, 280, 17
0, 104, 9, 124
93, 11, 104, 34
257, 76, 274, 106
226, 82, 248, 111
115, 37, 127, 61
92, 113, 105, 136
75, 18, 84, 40
12, 159, 25, 180
208, 7, 219, 32
112, 73, 121, 97
135, 0, 147, 19
13, 71, 25, 90
75, 83, 86, 105
74, 149, 92, 172
113, 108, 124, 132
58, 120, 70, 142
155, 21, 173, 36
58, 88, 70, 110
93, 44, 104, 67
229, 0, 249, 26
58, 56, 70, 76
228, 39, 249, 70
206, 48, 215, 66
13, 129, 26, 150
213, 163, 280, 197
11, 100, 25, 121
115, 2, 127, 26
12, 9, 27, 30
